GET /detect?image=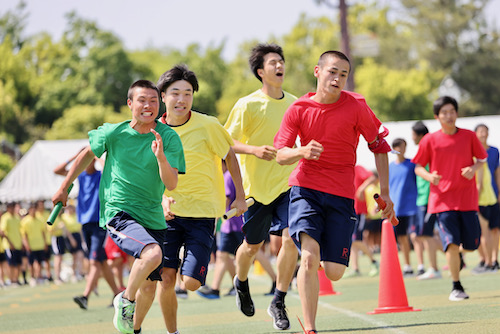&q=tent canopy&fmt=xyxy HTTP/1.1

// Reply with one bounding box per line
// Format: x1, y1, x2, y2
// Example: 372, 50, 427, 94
0, 139, 89, 203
